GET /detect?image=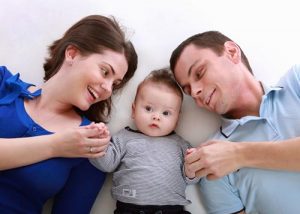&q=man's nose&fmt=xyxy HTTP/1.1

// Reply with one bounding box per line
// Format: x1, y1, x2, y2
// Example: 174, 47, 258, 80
191, 85, 202, 98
